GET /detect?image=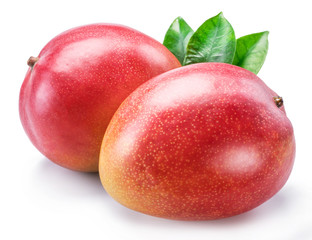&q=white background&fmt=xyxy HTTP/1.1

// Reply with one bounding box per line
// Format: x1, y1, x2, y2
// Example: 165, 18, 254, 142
1, 0, 312, 239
